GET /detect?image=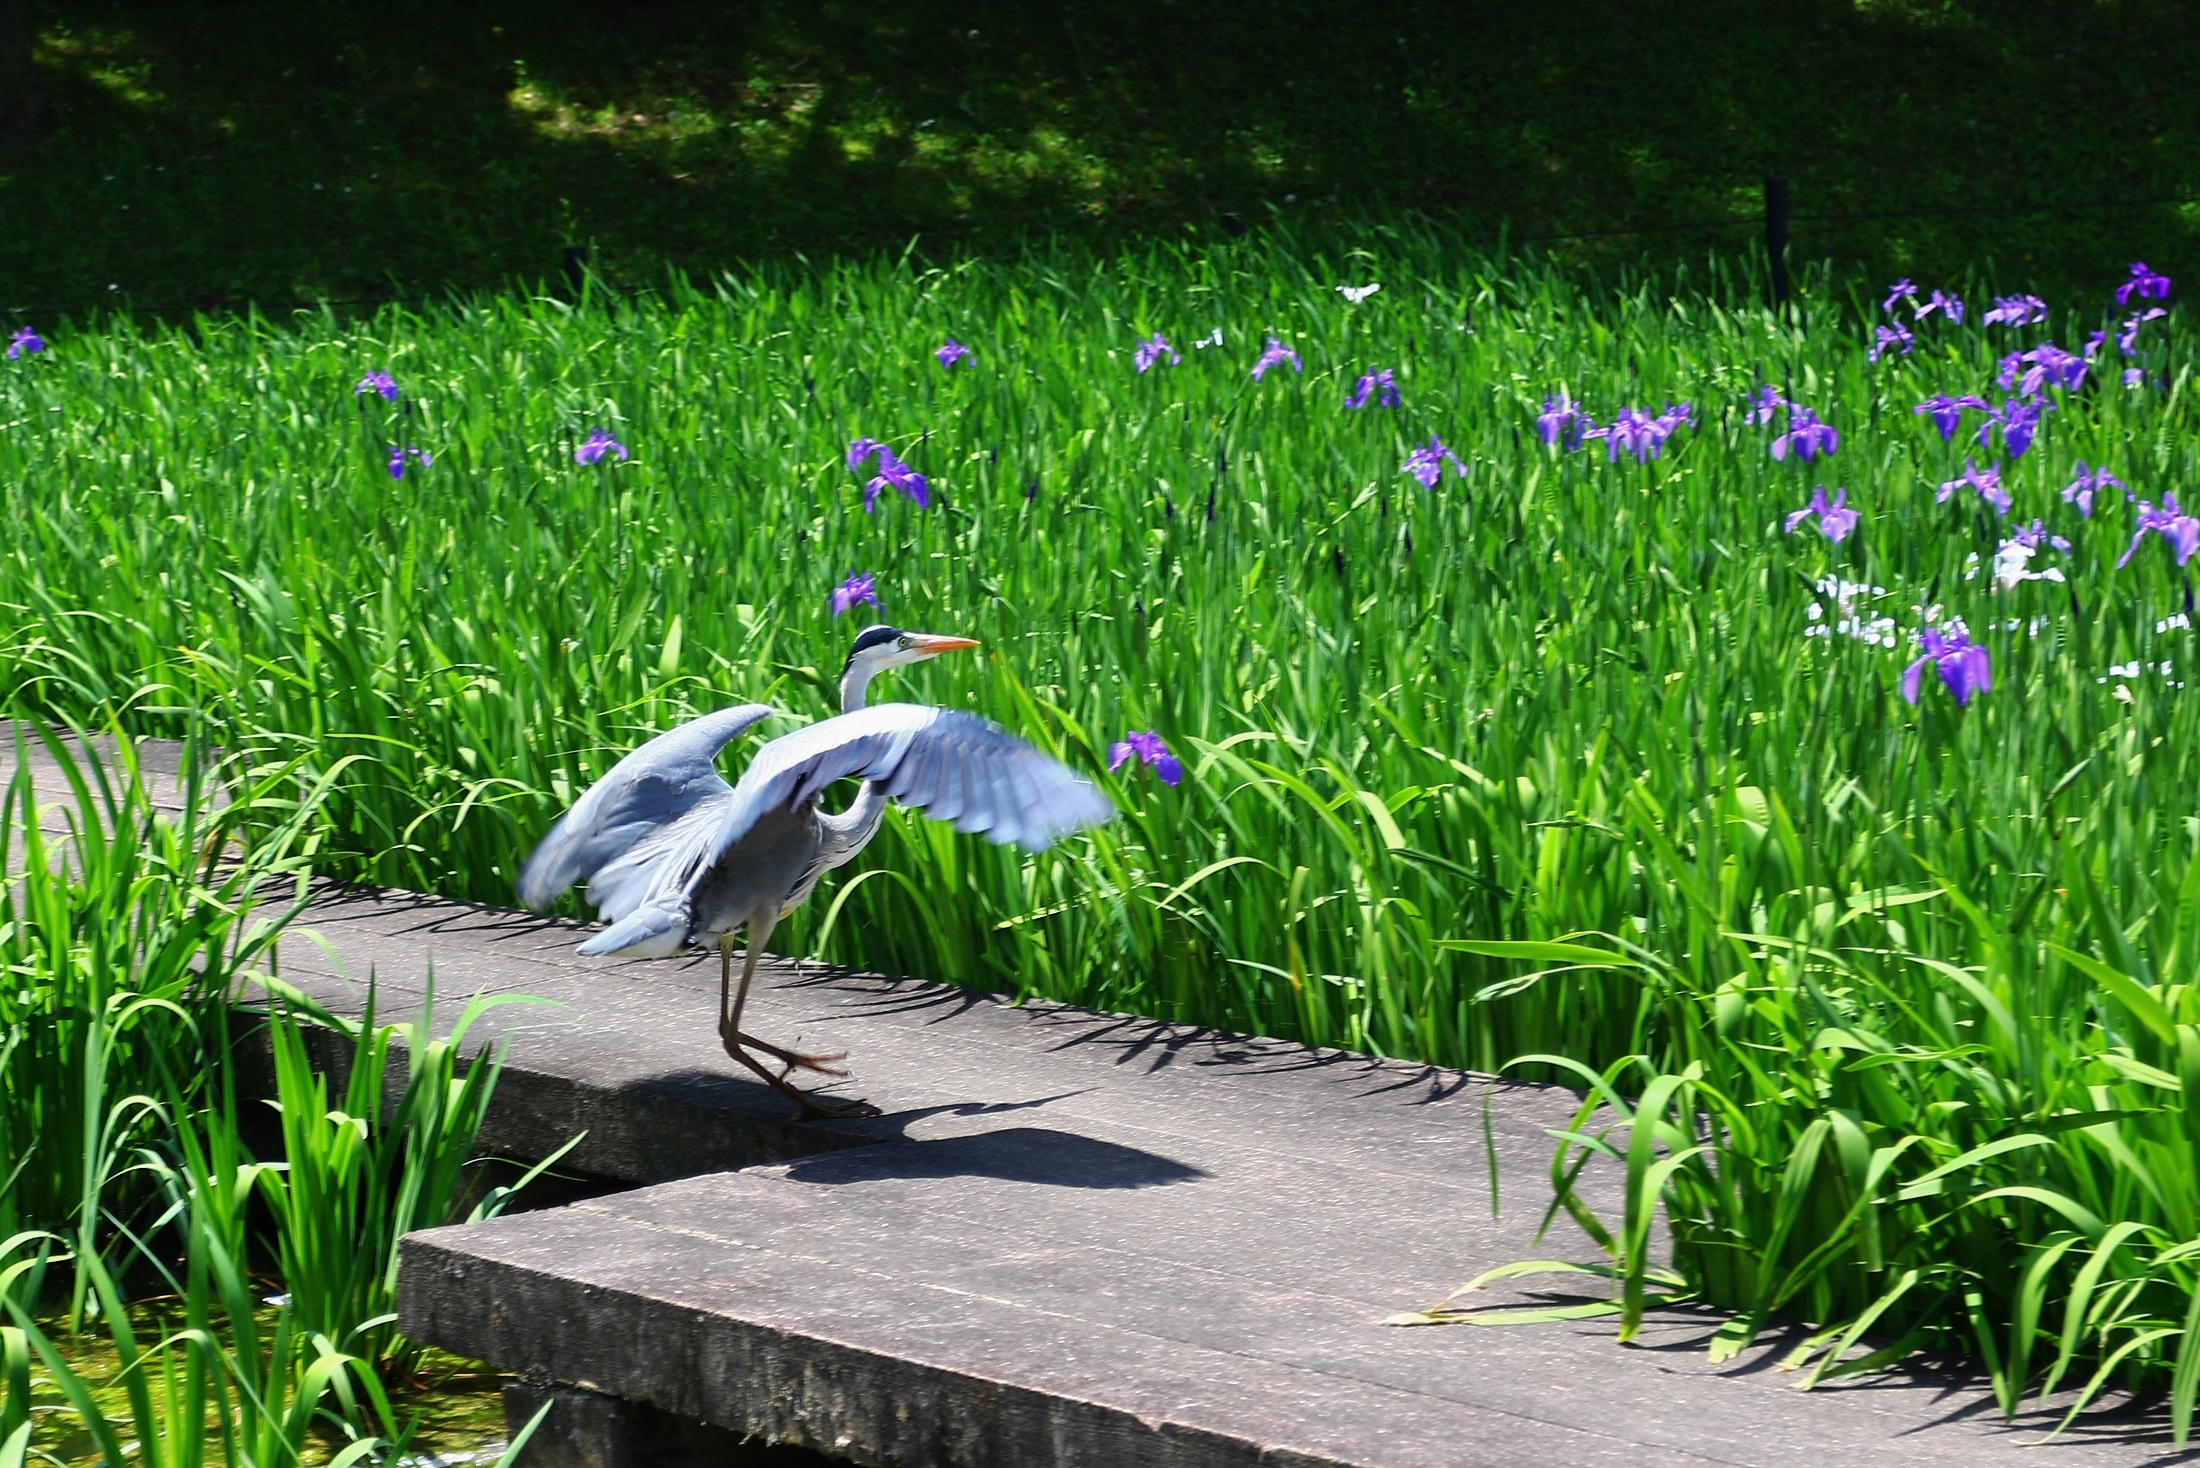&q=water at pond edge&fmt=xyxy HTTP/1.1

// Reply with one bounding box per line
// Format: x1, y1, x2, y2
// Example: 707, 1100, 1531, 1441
28, 1307, 509, 1466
